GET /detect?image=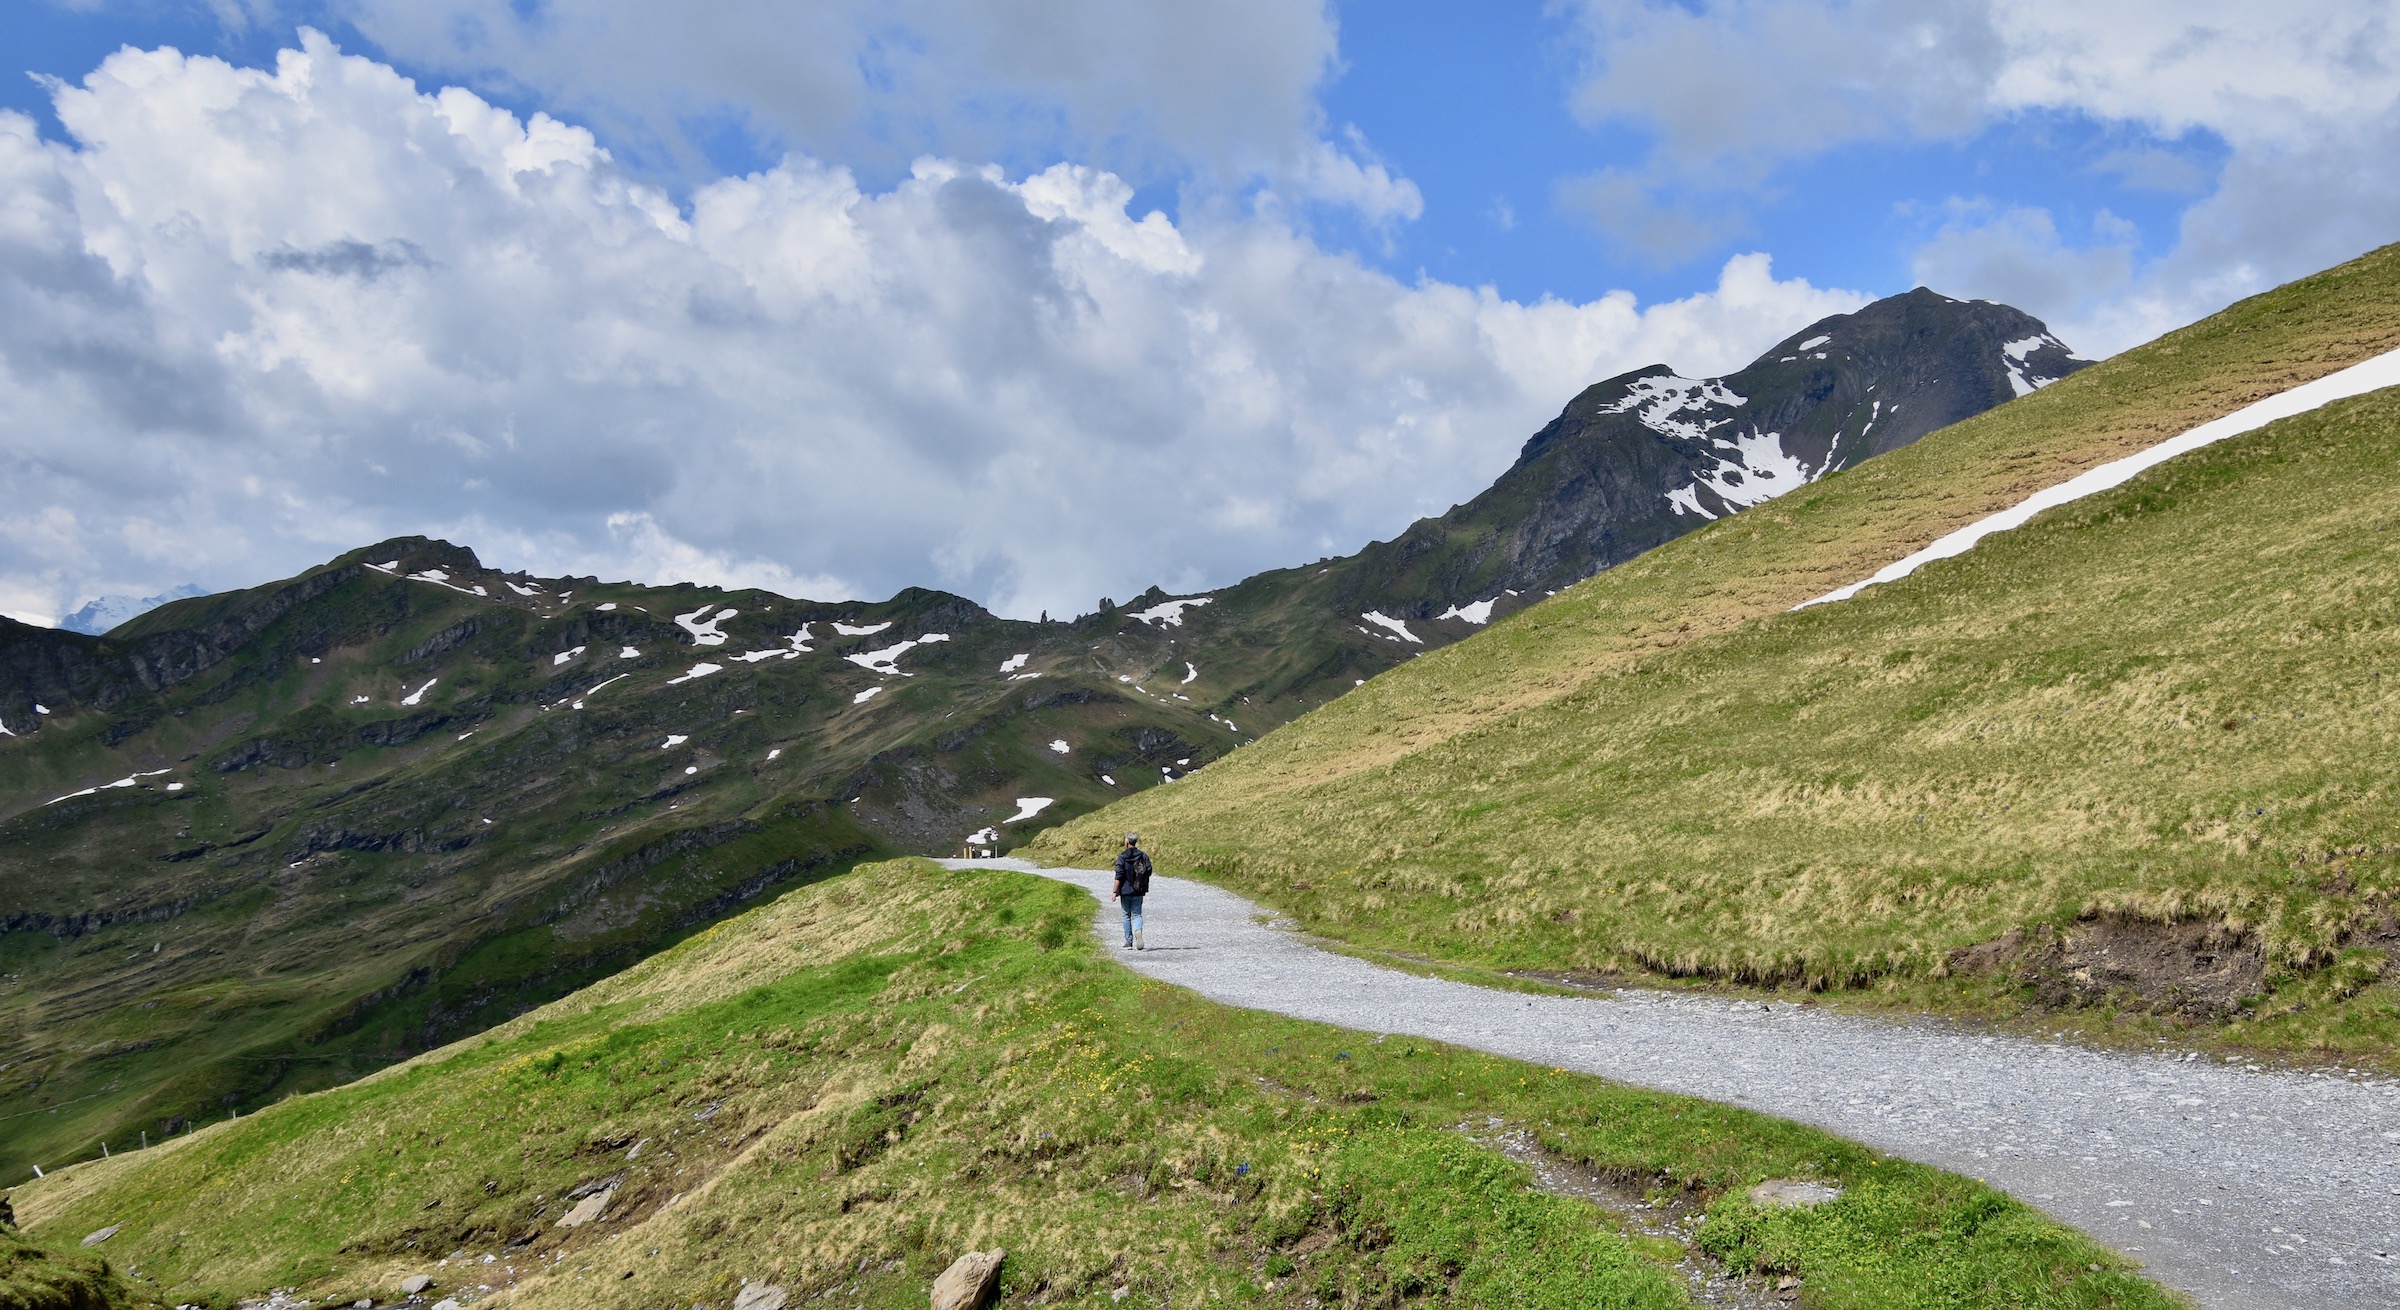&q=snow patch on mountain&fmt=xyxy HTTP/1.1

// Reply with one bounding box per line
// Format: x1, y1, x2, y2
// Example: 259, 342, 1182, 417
2000, 334, 2079, 398
666, 662, 724, 684
46, 768, 173, 806
1360, 611, 1422, 643
1665, 485, 1716, 520
1666, 428, 1816, 519
1600, 374, 1747, 441
833, 620, 891, 636
676, 606, 737, 646
1000, 652, 1029, 673
846, 633, 949, 676
400, 678, 437, 706
1437, 599, 1495, 625
1006, 797, 1054, 823
1129, 596, 1213, 627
